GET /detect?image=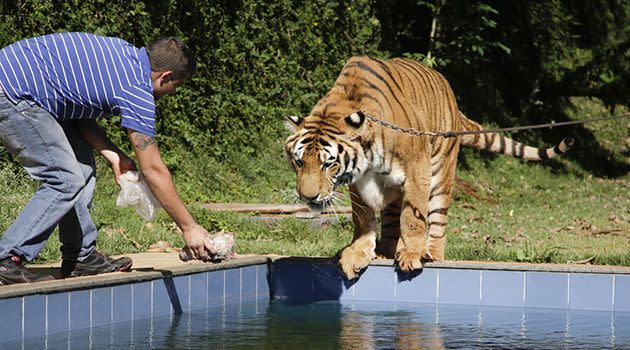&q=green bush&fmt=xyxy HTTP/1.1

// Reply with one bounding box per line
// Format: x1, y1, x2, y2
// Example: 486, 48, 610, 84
0, 0, 382, 166
1, 1, 627, 199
